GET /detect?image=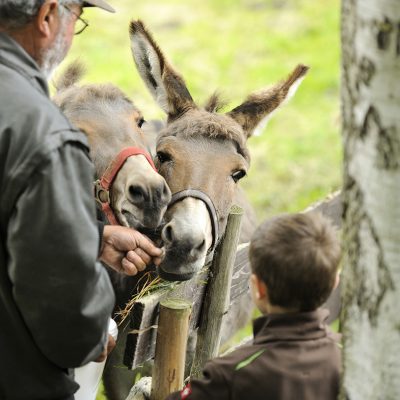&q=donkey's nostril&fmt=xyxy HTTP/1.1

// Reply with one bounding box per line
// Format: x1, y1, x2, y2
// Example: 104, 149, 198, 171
196, 239, 206, 252
128, 185, 145, 204
164, 224, 174, 243
161, 182, 171, 203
